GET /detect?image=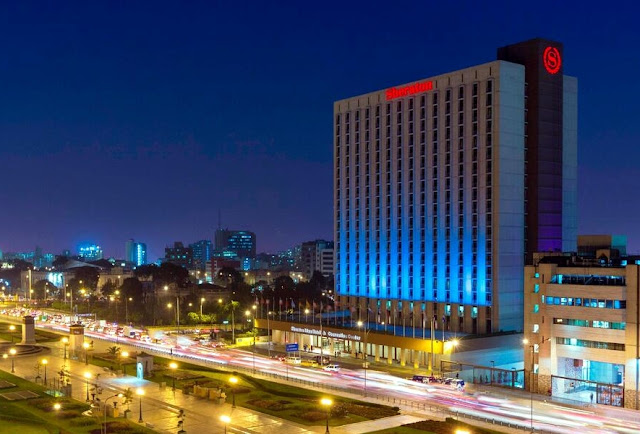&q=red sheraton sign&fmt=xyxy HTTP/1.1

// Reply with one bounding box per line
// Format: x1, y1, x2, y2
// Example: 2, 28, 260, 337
386, 80, 433, 100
